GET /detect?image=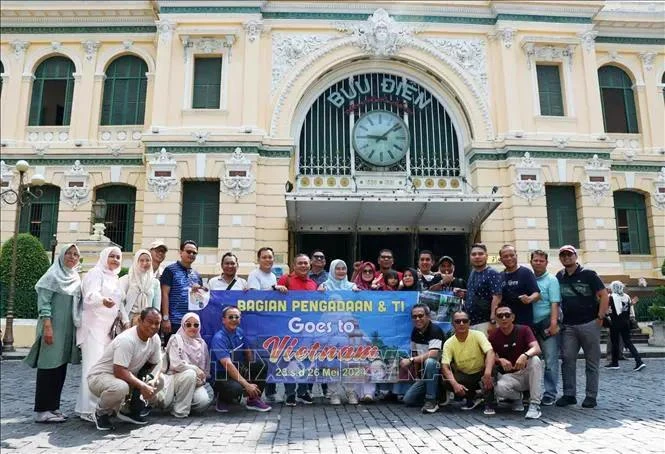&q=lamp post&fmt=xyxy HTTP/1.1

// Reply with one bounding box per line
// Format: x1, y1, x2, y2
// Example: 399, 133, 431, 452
91, 198, 108, 240
50, 234, 58, 264
1, 160, 46, 352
